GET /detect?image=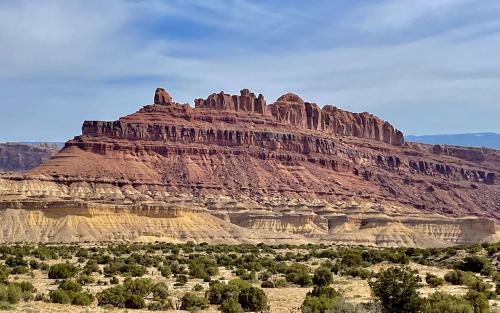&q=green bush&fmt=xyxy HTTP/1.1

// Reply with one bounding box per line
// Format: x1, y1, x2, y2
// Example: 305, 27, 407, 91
0, 265, 10, 283
444, 270, 475, 285
148, 299, 174, 311
123, 278, 154, 297
464, 290, 489, 313
83, 260, 99, 275
285, 263, 312, 287
11, 266, 29, 275
49, 285, 94, 306
301, 286, 341, 313
49, 289, 71, 304
423, 292, 473, 313
312, 267, 332, 287
425, 273, 444, 288
70, 292, 94, 306
125, 293, 146, 309
48, 263, 76, 279
175, 274, 188, 286
59, 280, 82, 292
192, 284, 204, 291
261, 281, 274, 288
237, 286, 268, 312
456, 256, 491, 274
0, 284, 22, 304
152, 282, 169, 299
340, 251, 363, 267
369, 266, 422, 313
180, 292, 209, 311
97, 285, 127, 308
221, 297, 244, 313
159, 265, 171, 278
208, 282, 240, 304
